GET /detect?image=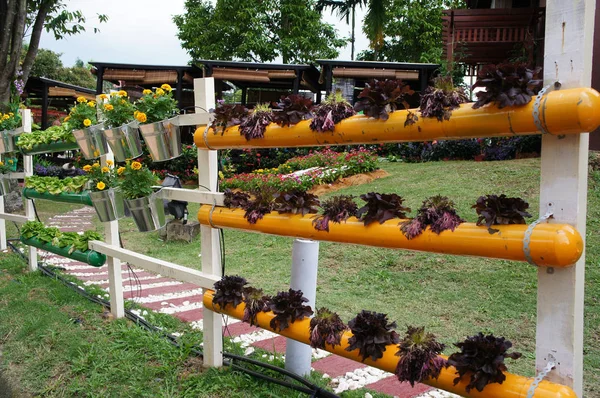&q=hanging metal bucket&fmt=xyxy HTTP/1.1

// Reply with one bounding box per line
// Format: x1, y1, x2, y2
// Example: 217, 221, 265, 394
0, 174, 14, 196
0, 130, 20, 154
73, 123, 109, 160
124, 191, 166, 232
89, 188, 125, 222
138, 116, 182, 162
103, 121, 143, 162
